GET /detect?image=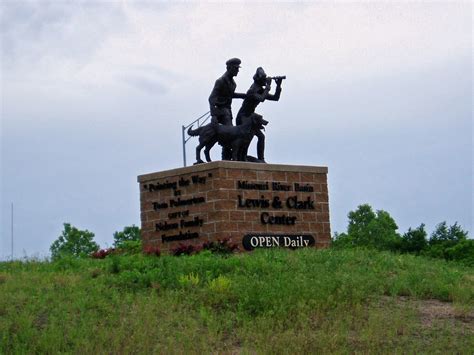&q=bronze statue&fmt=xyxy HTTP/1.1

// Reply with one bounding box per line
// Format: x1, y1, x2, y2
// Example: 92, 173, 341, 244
188, 114, 268, 164
236, 67, 283, 163
208, 58, 247, 160
188, 59, 285, 165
